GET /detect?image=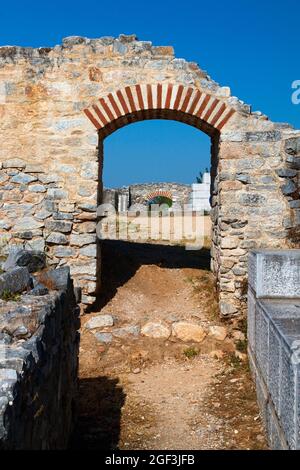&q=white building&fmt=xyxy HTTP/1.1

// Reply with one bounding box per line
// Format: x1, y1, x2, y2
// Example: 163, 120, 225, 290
190, 172, 211, 212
